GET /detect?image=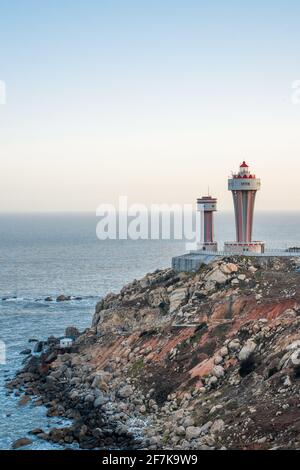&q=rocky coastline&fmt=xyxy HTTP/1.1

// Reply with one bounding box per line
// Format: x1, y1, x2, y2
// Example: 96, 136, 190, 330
7, 256, 300, 450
